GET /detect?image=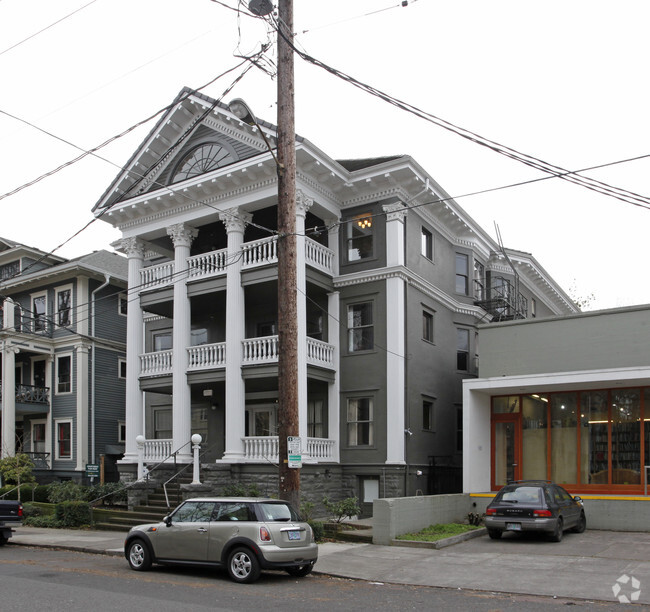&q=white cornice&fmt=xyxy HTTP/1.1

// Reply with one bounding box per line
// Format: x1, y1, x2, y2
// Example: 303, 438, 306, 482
334, 265, 488, 319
